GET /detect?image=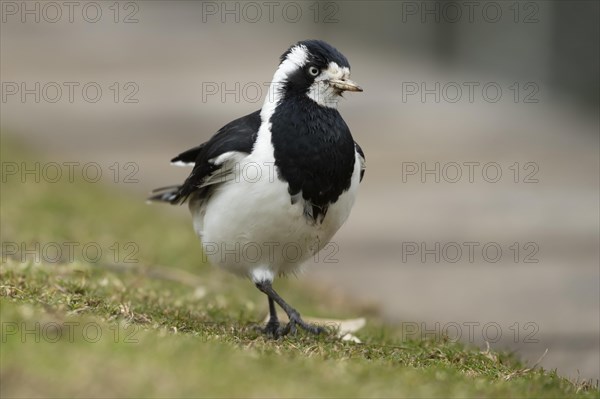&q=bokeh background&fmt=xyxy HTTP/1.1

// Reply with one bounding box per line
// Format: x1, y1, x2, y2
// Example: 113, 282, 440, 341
1, 0, 598, 380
